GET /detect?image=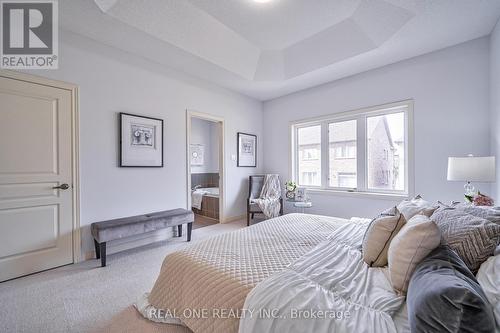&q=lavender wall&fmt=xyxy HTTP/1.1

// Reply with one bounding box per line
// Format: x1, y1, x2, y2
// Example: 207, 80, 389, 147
263, 38, 491, 218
